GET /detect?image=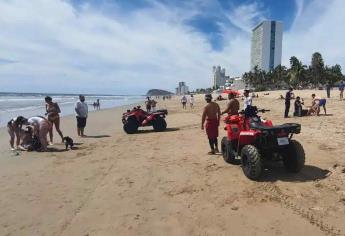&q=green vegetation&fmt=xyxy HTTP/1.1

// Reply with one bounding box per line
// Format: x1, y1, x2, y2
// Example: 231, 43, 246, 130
243, 52, 344, 91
